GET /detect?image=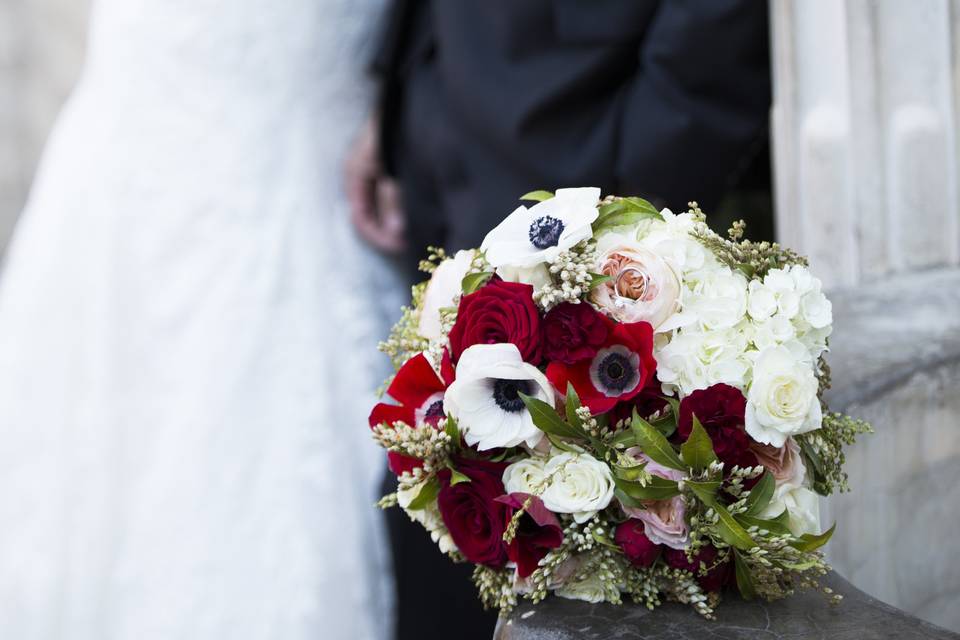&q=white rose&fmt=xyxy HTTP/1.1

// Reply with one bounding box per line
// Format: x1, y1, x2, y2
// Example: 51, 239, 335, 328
444, 343, 554, 451
541, 452, 615, 523
397, 480, 456, 553
745, 345, 822, 447
682, 267, 748, 331
590, 233, 682, 331
747, 280, 778, 320
503, 457, 548, 495
418, 249, 474, 341
481, 187, 600, 269
799, 291, 832, 330
760, 485, 821, 537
